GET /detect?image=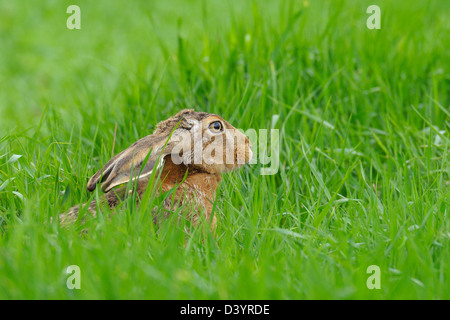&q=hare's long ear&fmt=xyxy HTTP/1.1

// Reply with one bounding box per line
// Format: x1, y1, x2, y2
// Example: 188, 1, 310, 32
86, 130, 188, 193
